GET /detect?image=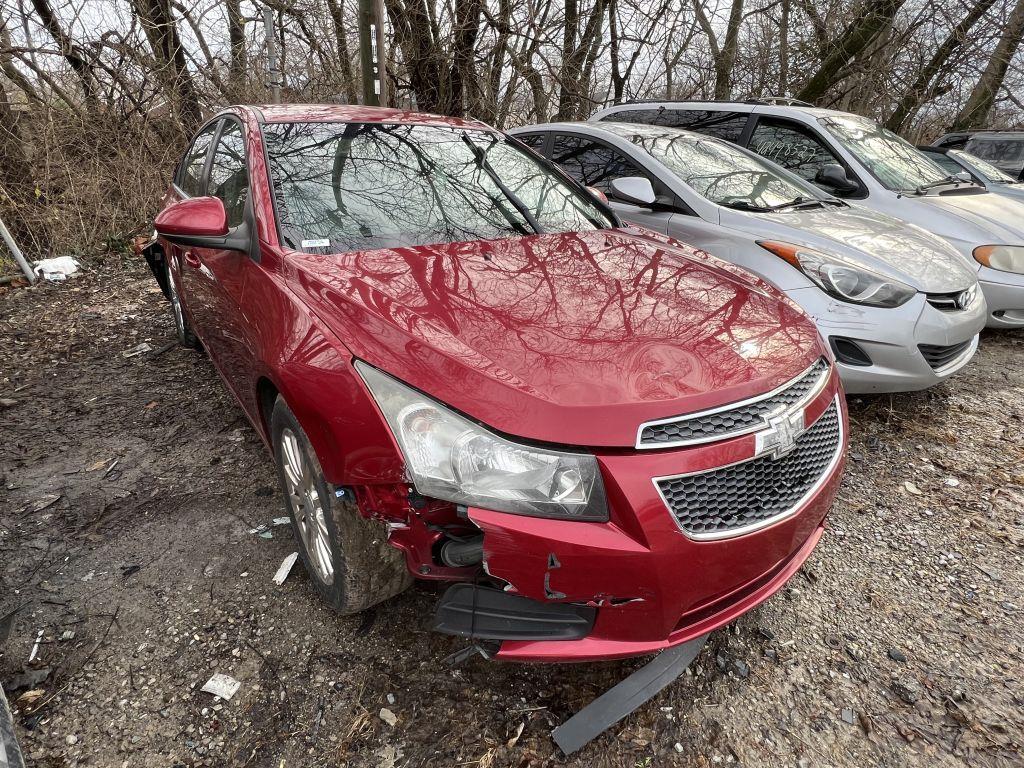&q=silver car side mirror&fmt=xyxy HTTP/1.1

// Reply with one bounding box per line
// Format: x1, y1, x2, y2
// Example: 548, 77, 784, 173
610, 176, 657, 207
